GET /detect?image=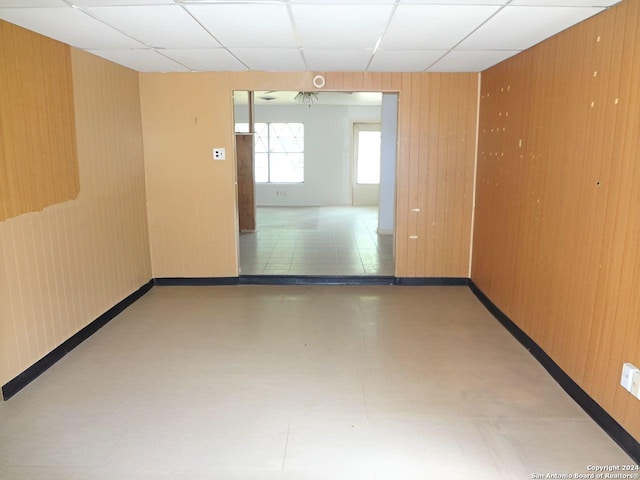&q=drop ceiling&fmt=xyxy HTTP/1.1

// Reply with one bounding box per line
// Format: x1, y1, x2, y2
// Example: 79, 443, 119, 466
0, 0, 621, 73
